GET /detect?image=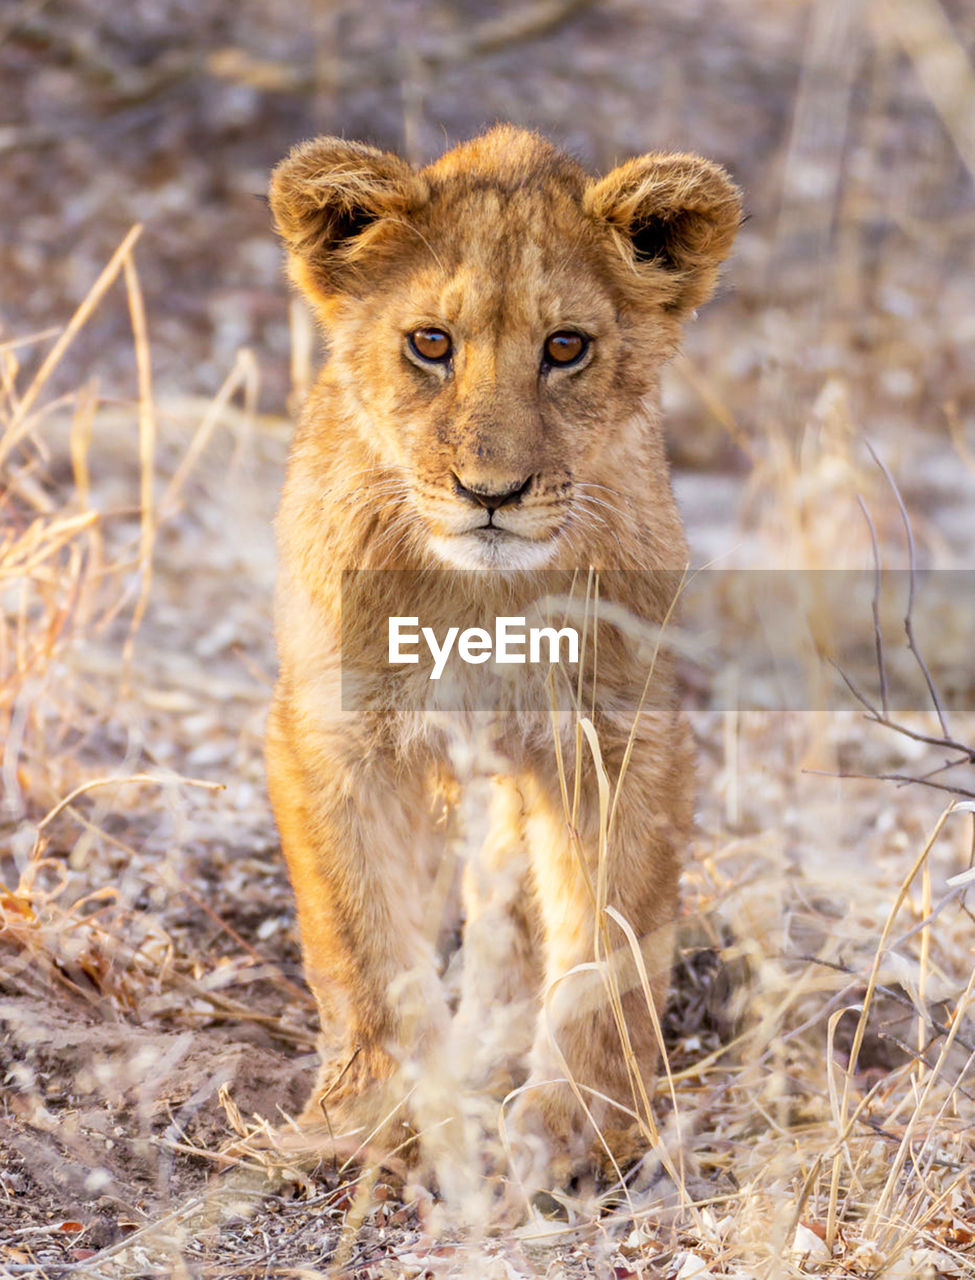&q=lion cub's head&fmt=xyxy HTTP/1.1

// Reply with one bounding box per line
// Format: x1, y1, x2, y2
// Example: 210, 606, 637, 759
271, 127, 740, 572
